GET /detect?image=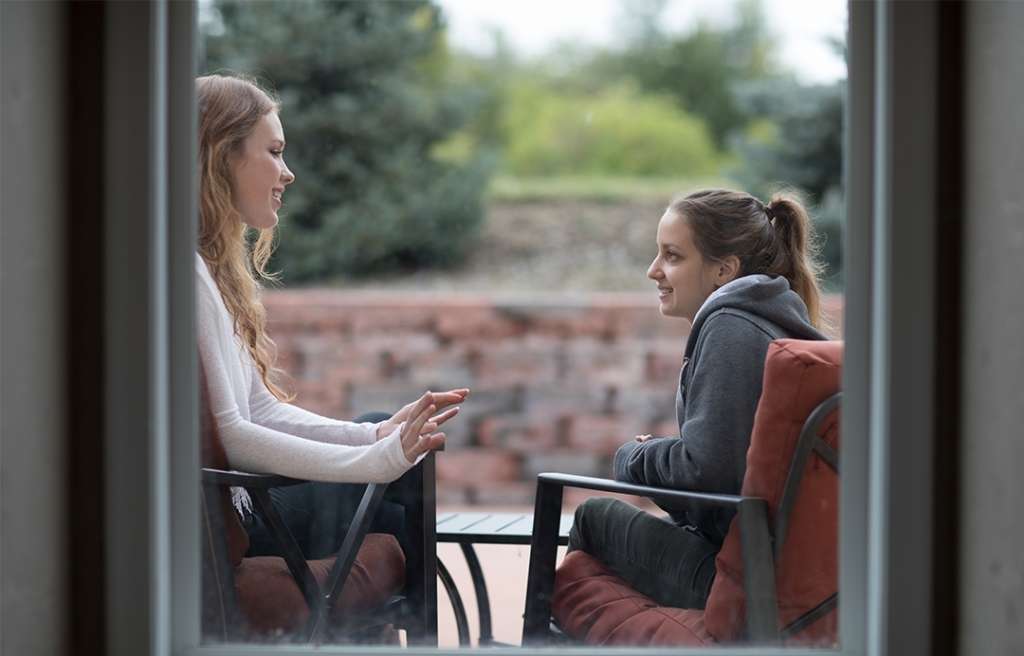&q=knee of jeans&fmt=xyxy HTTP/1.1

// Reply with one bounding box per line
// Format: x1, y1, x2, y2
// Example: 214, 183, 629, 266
354, 411, 391, 424
570, 497, 618, 549
576, 496, 619, 519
